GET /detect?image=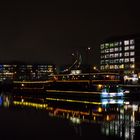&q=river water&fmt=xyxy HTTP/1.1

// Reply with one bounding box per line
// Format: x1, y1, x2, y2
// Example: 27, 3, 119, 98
0, 91, 140, 140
